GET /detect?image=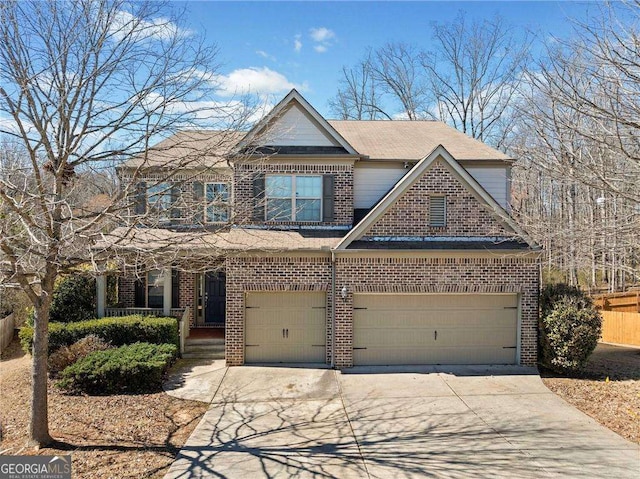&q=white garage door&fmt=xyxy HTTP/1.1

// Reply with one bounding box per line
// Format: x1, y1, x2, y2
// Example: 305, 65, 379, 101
245, 292, 326, 363
353, 294, 518, 365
